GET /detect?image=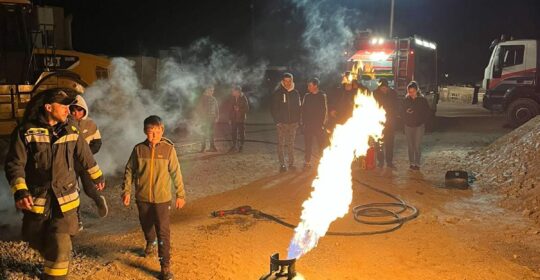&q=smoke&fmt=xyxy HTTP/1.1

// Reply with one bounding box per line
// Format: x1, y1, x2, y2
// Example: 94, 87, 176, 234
0, 171, 20, 235
291, 0, 360, 77
85, 38, 267, 175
